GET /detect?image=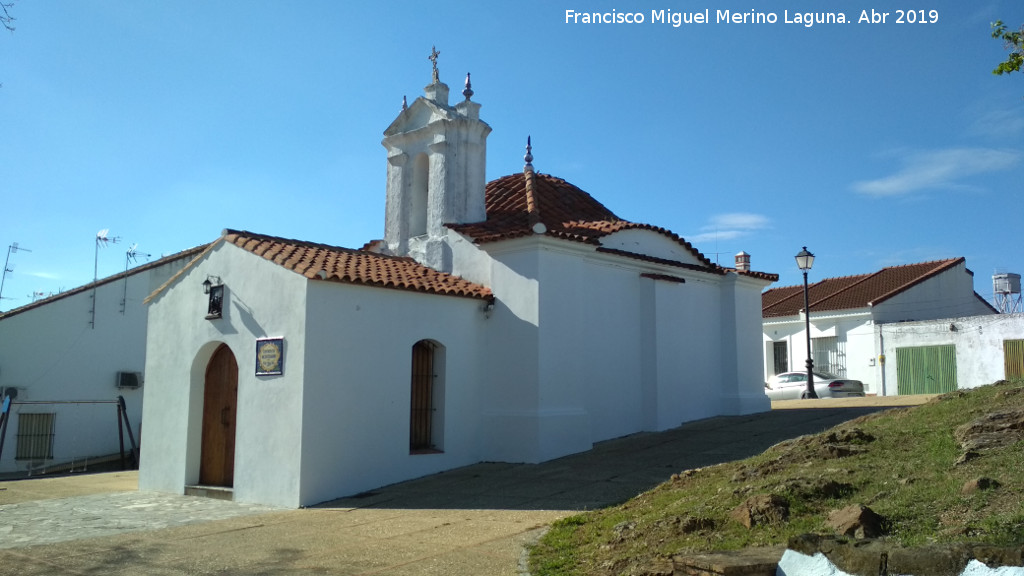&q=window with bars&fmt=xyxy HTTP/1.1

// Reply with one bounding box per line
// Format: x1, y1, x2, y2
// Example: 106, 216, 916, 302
811, 336, 847, 377
409, 340, 445, 453
16, 412, 56, 461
